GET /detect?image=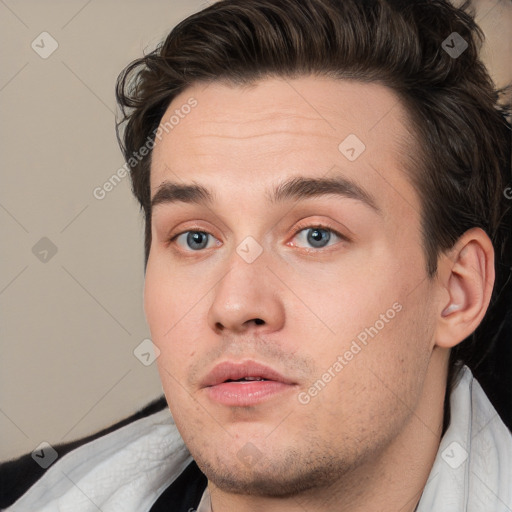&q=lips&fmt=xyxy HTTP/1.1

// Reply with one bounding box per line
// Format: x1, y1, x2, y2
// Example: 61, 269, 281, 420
201, 360, 295, 388
201, 360, 297, 406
